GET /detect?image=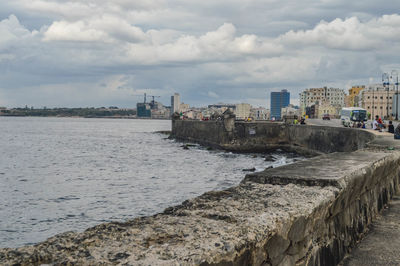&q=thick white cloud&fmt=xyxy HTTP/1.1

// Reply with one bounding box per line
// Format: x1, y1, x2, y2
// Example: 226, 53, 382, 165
44, 15, 147, 43
2, 1, 400, 107
0, 15, 37, 46
281, 15, 400, 50
44, 20, 108, 42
